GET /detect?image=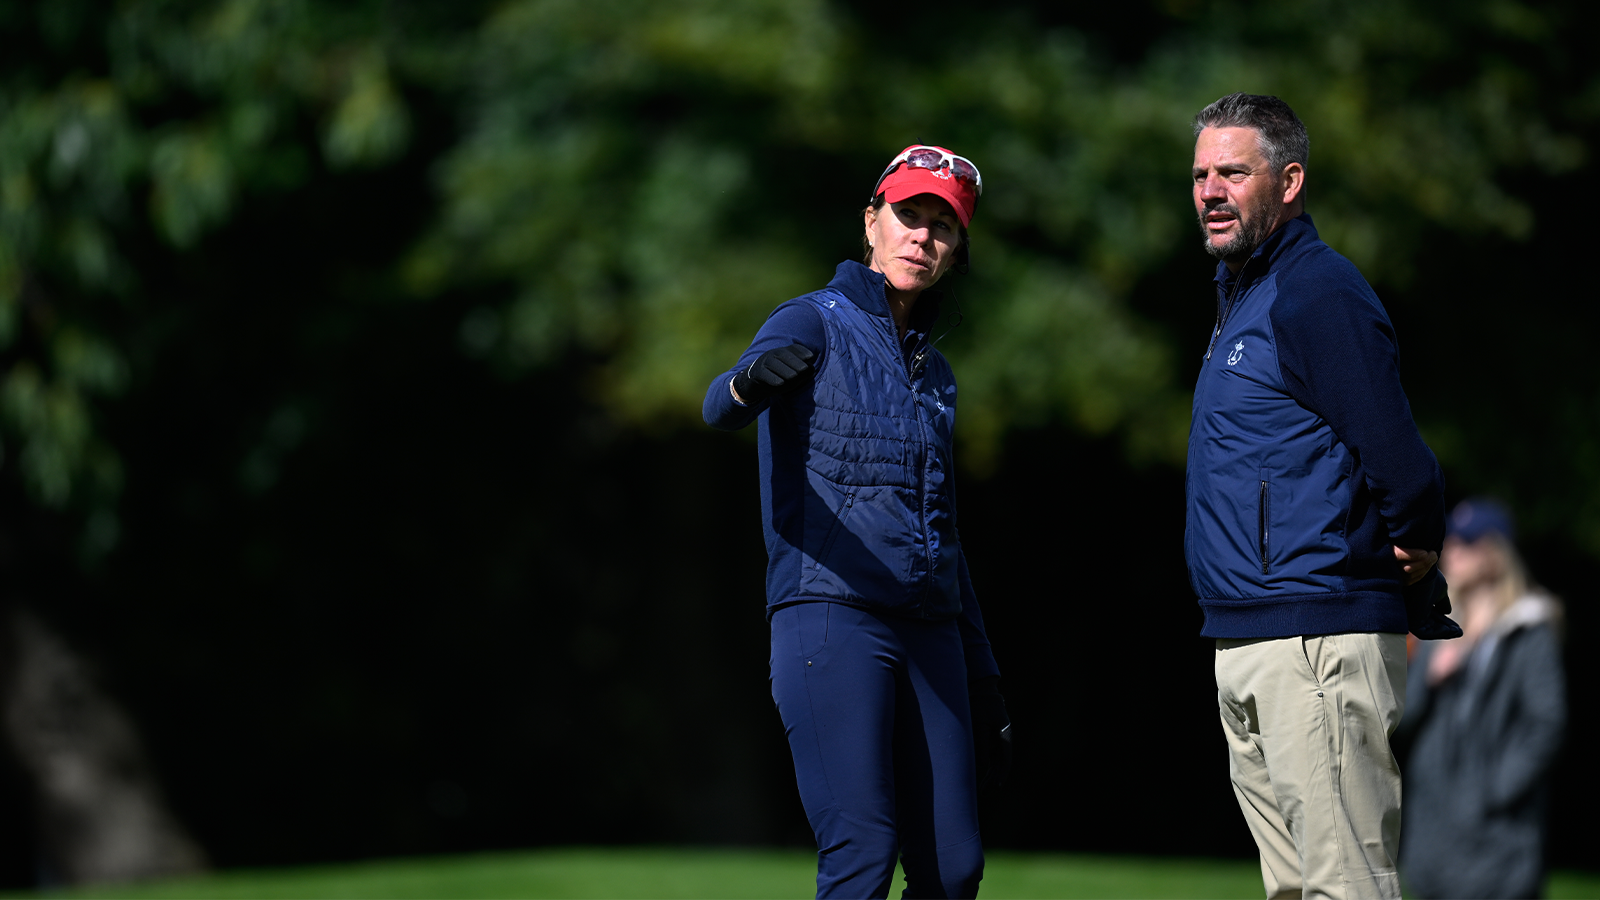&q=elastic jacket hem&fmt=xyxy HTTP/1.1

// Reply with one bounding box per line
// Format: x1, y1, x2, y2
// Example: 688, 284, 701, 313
1199, 589, 1408, 638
